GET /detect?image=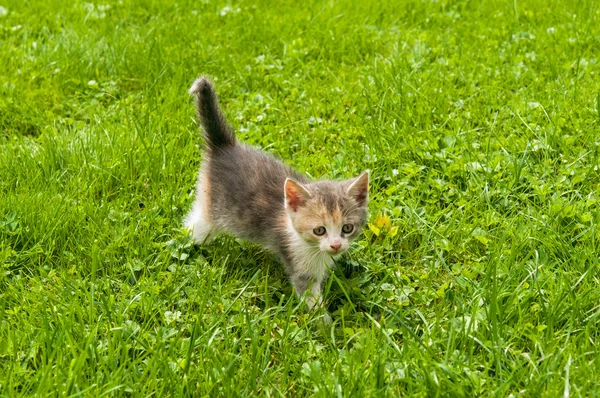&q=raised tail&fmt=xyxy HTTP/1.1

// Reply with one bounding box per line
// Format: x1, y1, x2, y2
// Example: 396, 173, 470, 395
189, 77, 236, 150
